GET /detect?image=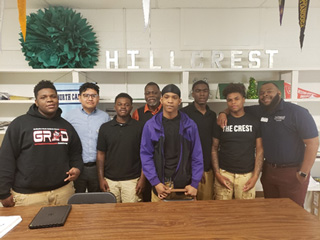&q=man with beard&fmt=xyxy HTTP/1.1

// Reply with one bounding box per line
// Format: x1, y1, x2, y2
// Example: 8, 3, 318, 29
181, 80, 218, 200
132, 82, 162, 201
217, 82, 319, 206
